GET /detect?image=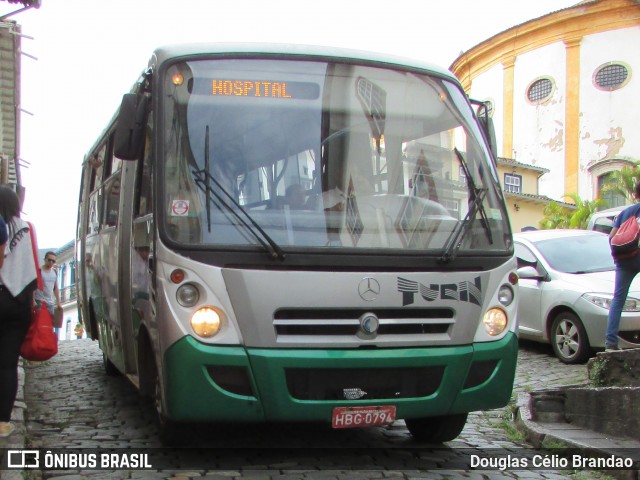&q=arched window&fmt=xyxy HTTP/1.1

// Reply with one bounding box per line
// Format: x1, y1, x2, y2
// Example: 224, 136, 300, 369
593, 62, 630, 91
60, 264, 67, 289
526, 77, 554, 104
598, 172, 626, 208
70, 258, 76, 285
